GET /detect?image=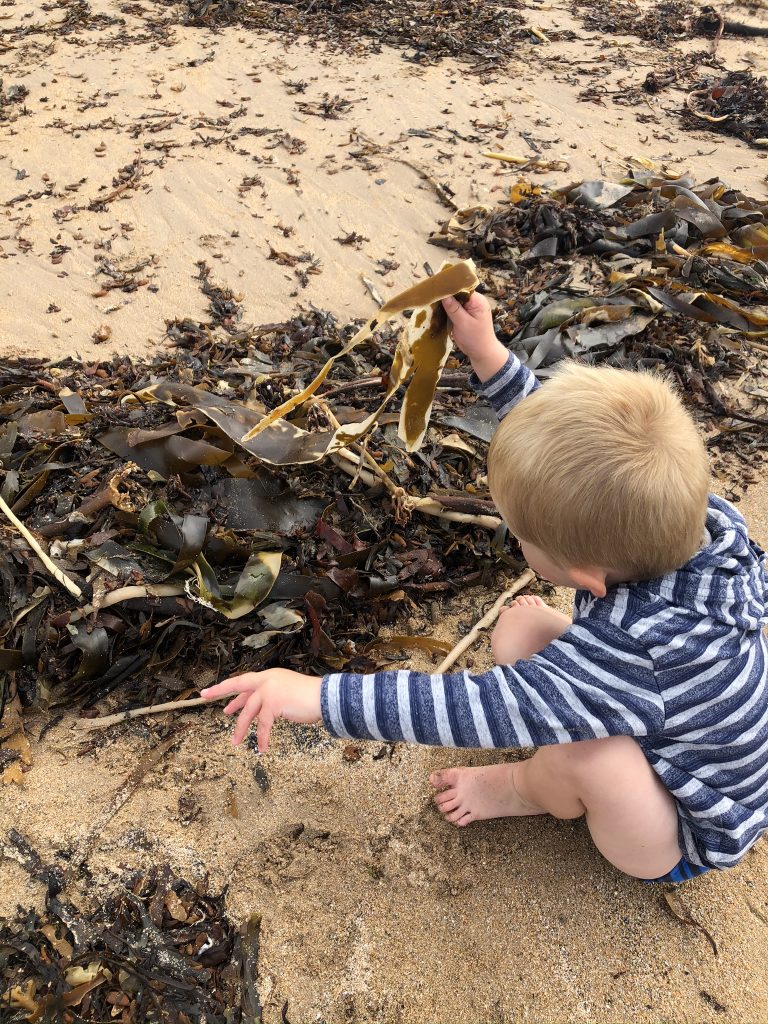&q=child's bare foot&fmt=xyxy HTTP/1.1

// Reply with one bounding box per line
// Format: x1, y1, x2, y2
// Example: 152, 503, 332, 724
508, 594, 545, 609
430, 764, 546, 826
